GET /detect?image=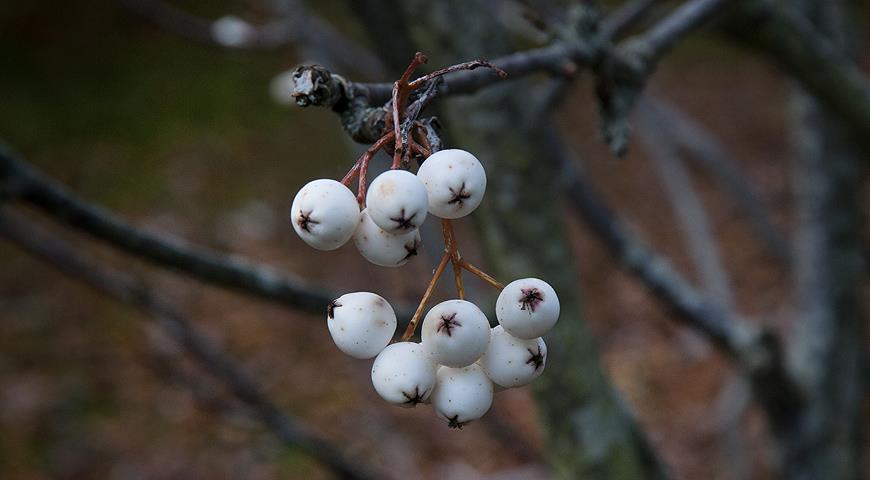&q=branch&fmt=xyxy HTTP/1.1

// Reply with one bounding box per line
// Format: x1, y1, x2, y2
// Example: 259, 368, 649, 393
723, 0, 870, 157
0, 144, 334, 314
541, 124, 803, 432
637, 102, 736, 312
0, 211, 378, 480
640, 96, 791, 266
